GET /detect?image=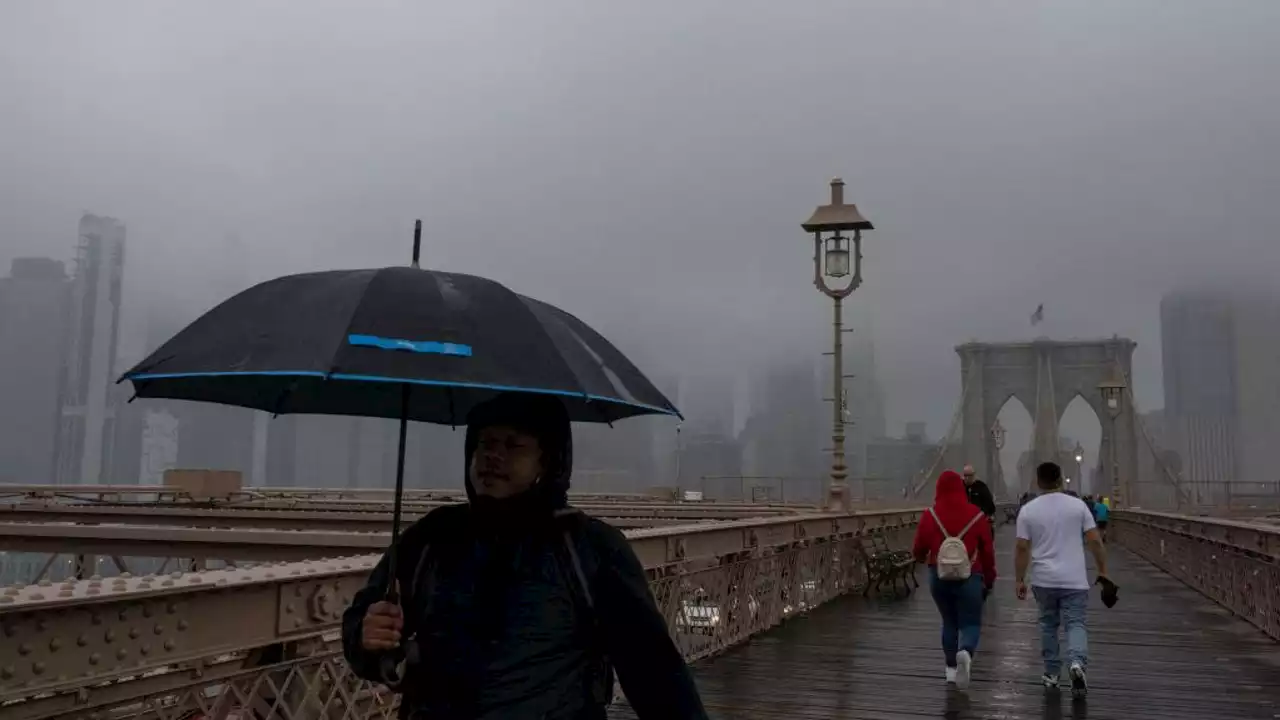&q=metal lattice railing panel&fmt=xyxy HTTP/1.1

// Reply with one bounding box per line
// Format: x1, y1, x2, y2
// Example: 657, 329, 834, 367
0, 509, 925, 720
1114, 510, 1280, 641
